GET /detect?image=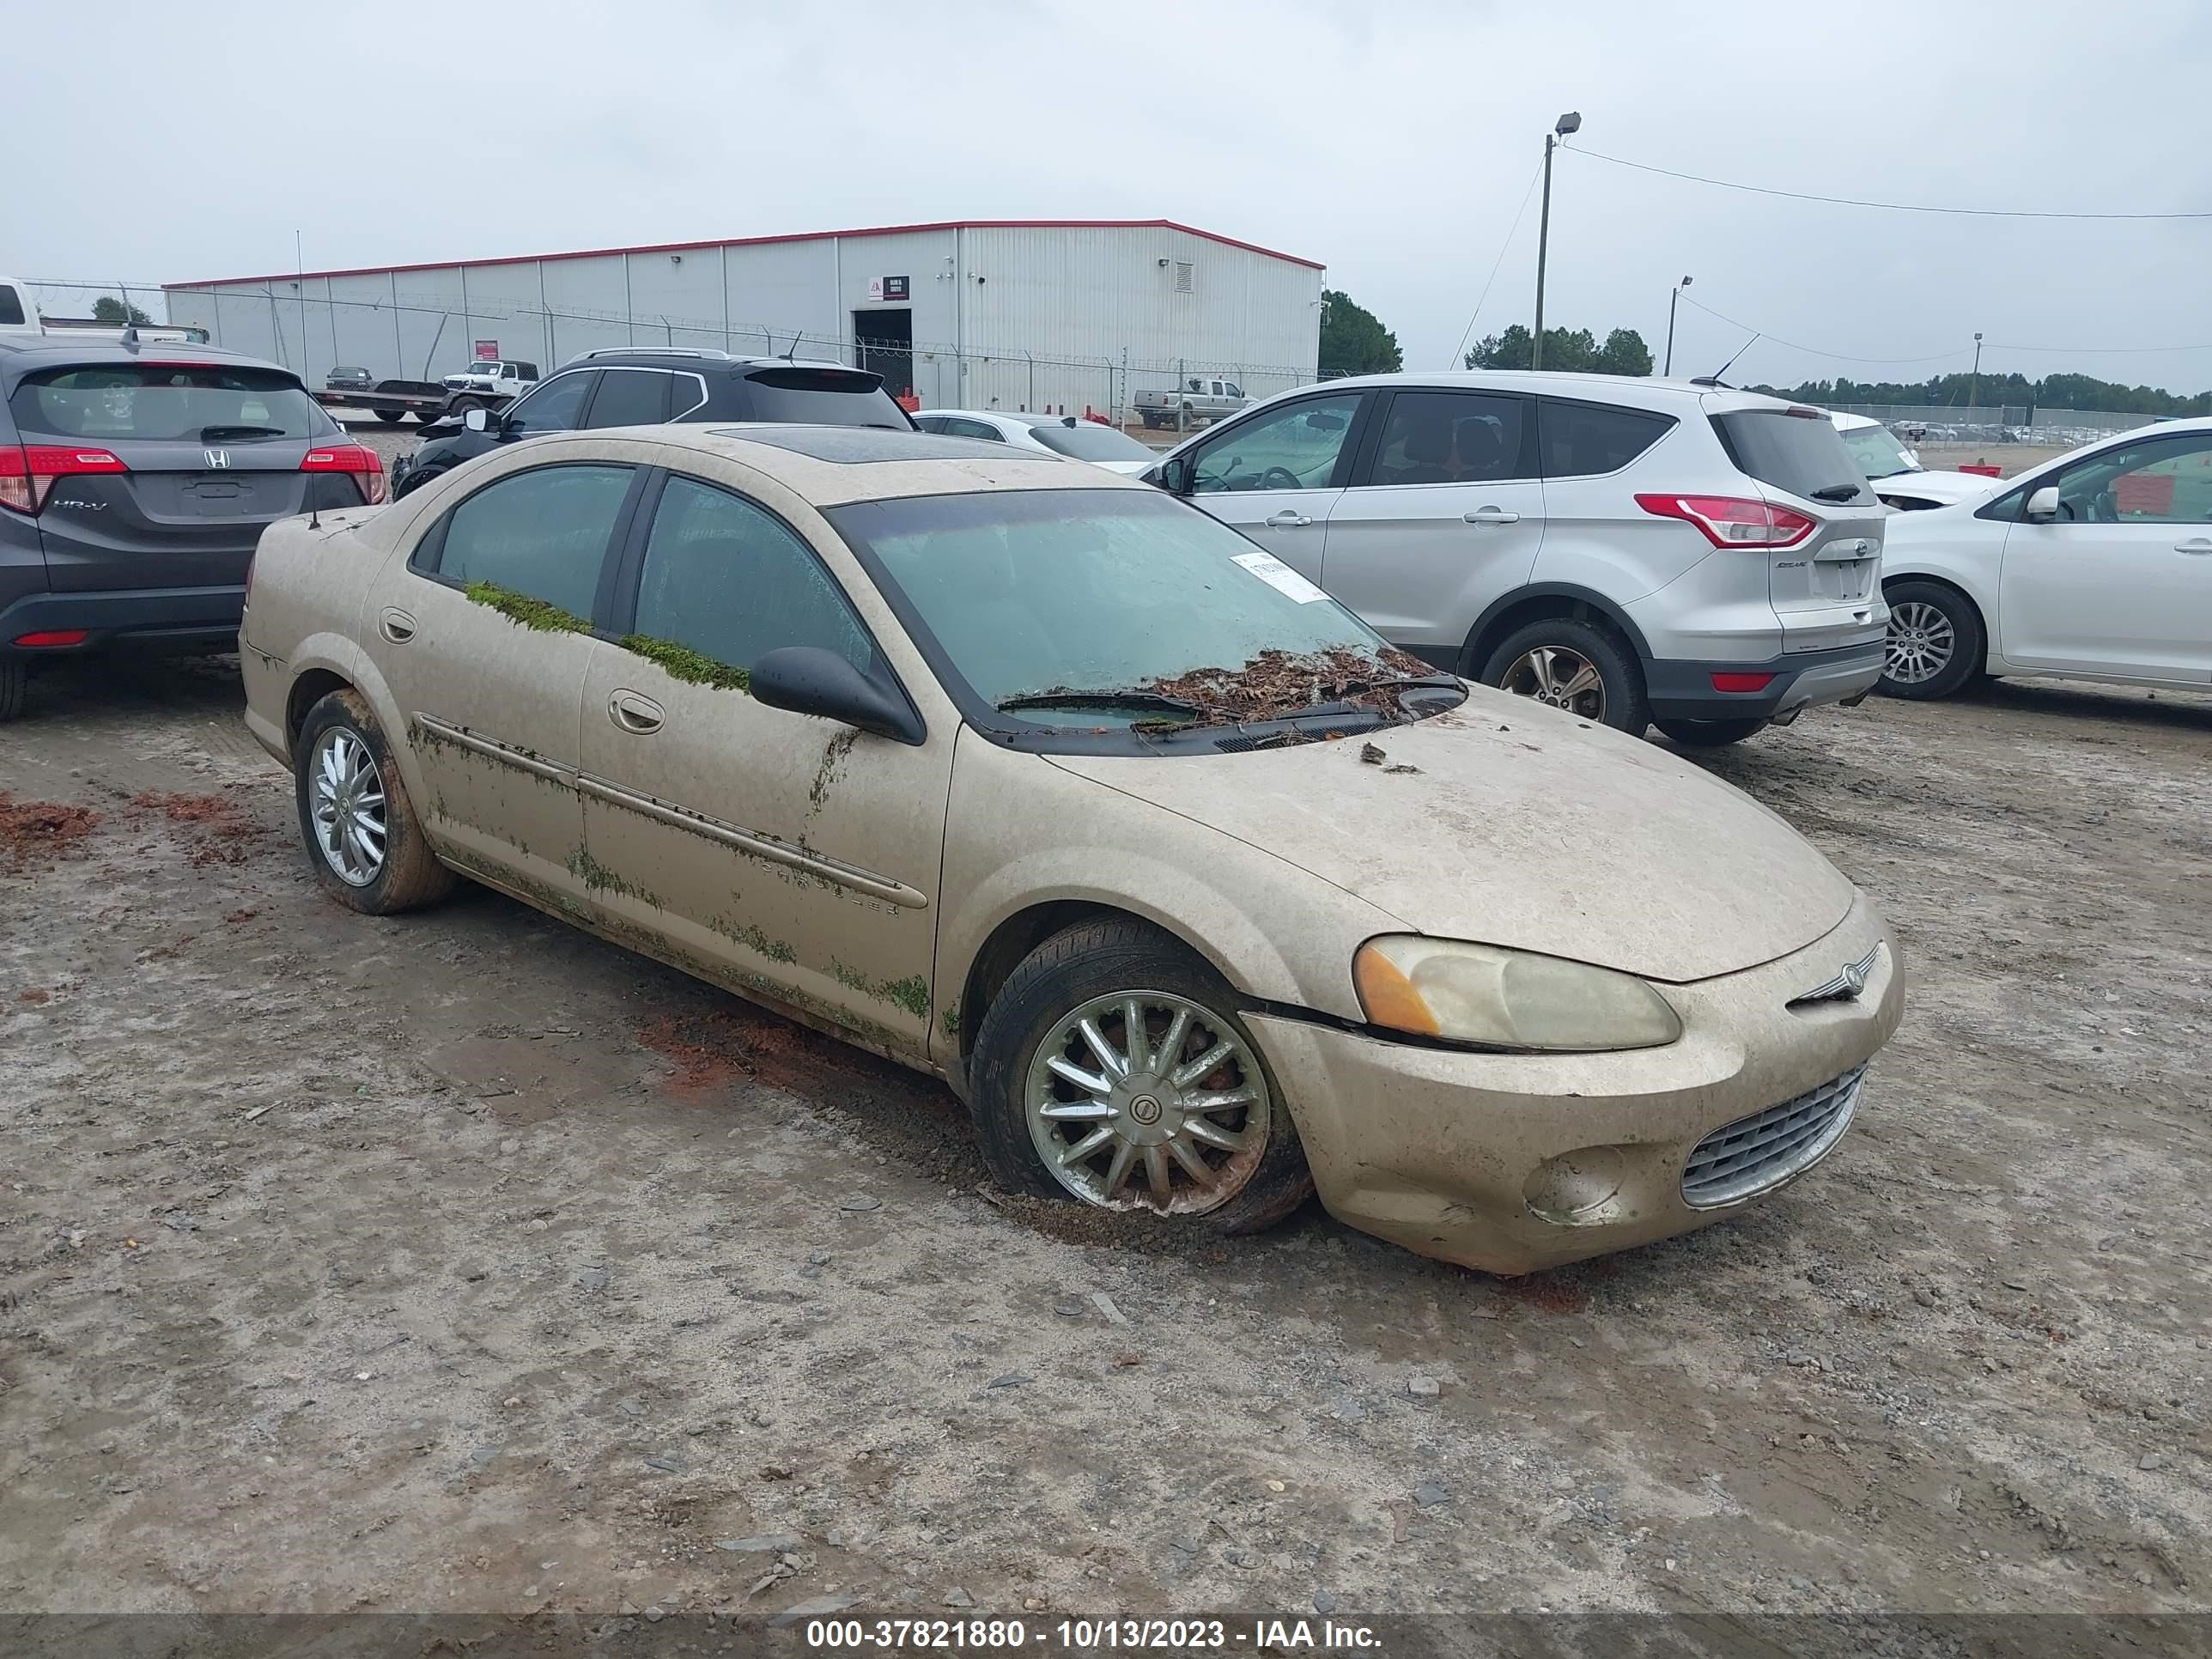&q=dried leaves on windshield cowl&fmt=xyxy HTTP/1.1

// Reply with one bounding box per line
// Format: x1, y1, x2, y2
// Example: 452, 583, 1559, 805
1137, 644, 1443, 728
